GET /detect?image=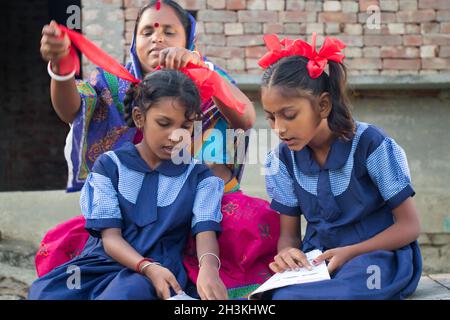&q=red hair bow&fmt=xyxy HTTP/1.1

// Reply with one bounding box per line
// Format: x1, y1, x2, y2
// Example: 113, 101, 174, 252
55, 24, 245, 114
258, 33, 346, 79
